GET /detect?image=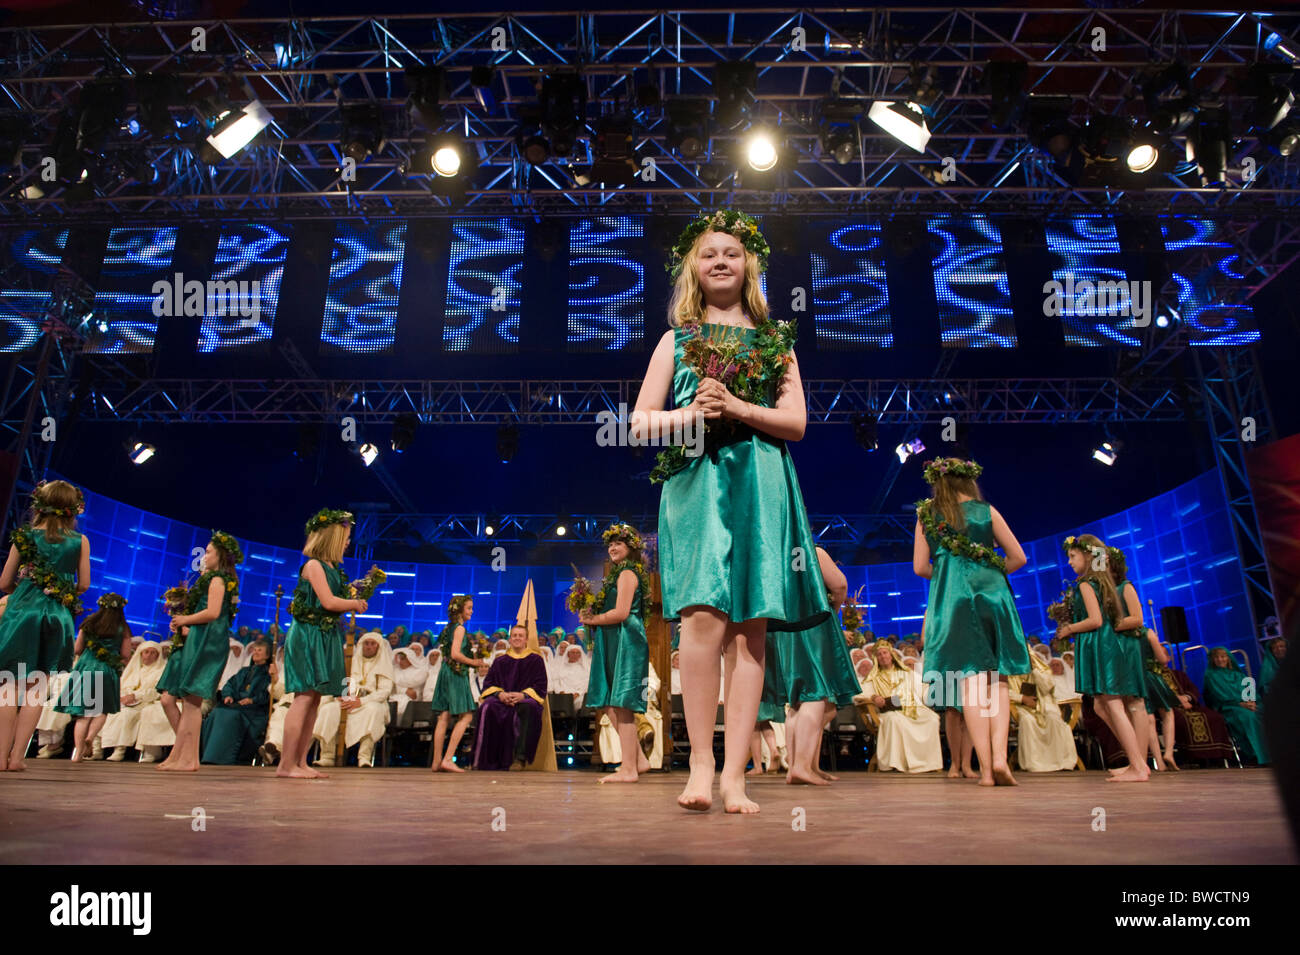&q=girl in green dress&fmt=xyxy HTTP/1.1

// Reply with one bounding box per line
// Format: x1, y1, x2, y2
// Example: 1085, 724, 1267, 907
1203, 647, 1270, 765
431, 594, 489, 772
632, 210, 830, 815
578, 523, 652, 783
277, 509, 367, 779
157, 530, 244, 772
0, 480, 91, 771
1057, 533, 1149, 783
57, 593, 132, 761
912, 458, 1030, 787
